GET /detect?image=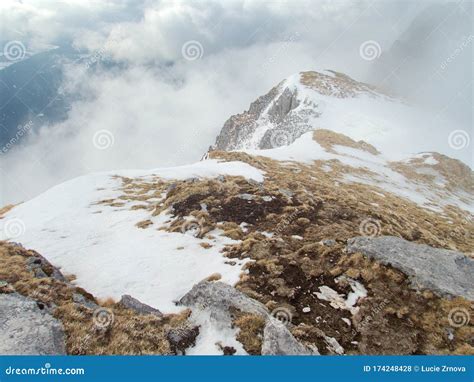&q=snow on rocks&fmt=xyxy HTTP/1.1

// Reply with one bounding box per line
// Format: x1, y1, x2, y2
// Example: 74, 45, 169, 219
178, 281, 316, 355
214, 70, 462, 165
